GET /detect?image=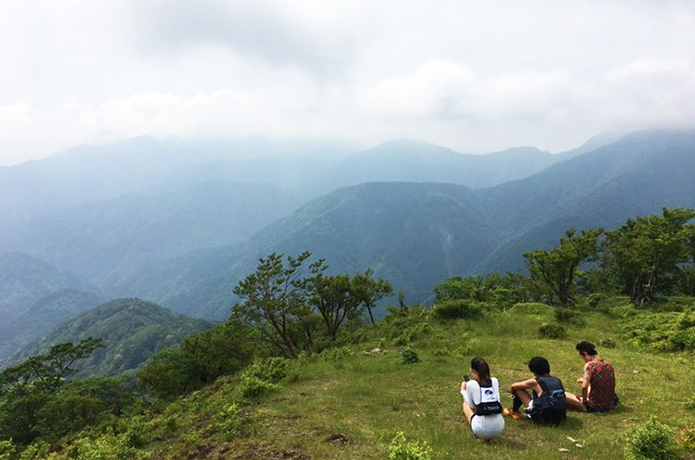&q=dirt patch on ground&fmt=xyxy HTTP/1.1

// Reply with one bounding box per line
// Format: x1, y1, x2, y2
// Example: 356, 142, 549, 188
324, 433, 349, 446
